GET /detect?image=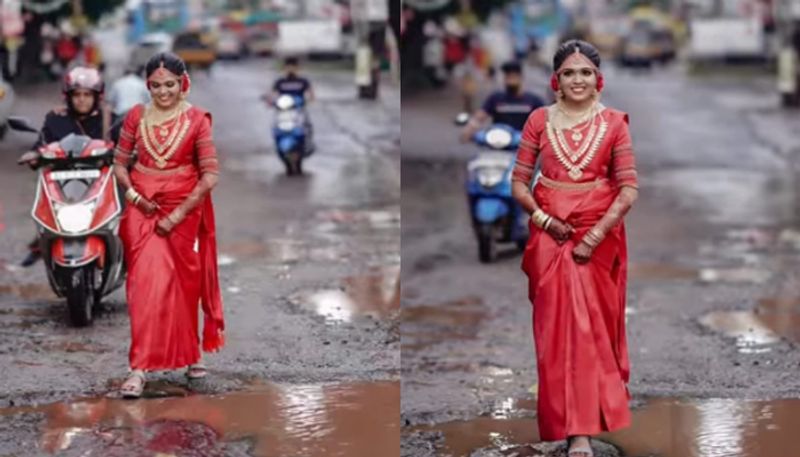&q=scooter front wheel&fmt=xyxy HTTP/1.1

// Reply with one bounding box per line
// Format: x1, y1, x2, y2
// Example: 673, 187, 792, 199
61, 265, 96, 327
477, 223, 496, 264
